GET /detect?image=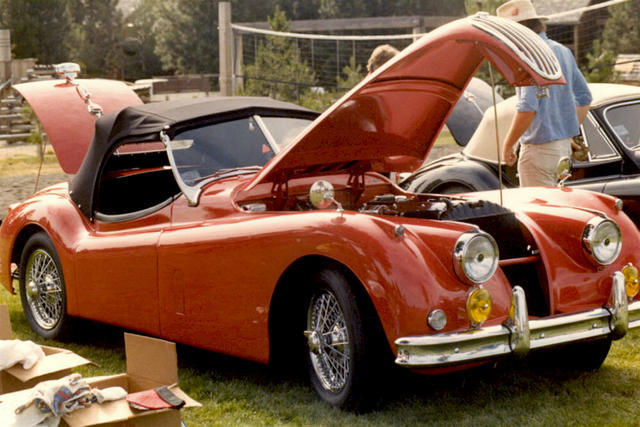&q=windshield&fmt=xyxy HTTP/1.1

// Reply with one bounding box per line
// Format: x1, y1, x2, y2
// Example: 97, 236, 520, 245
170, 116, 274, 186
166, 115, 314, 195
604, 102, 640, 150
